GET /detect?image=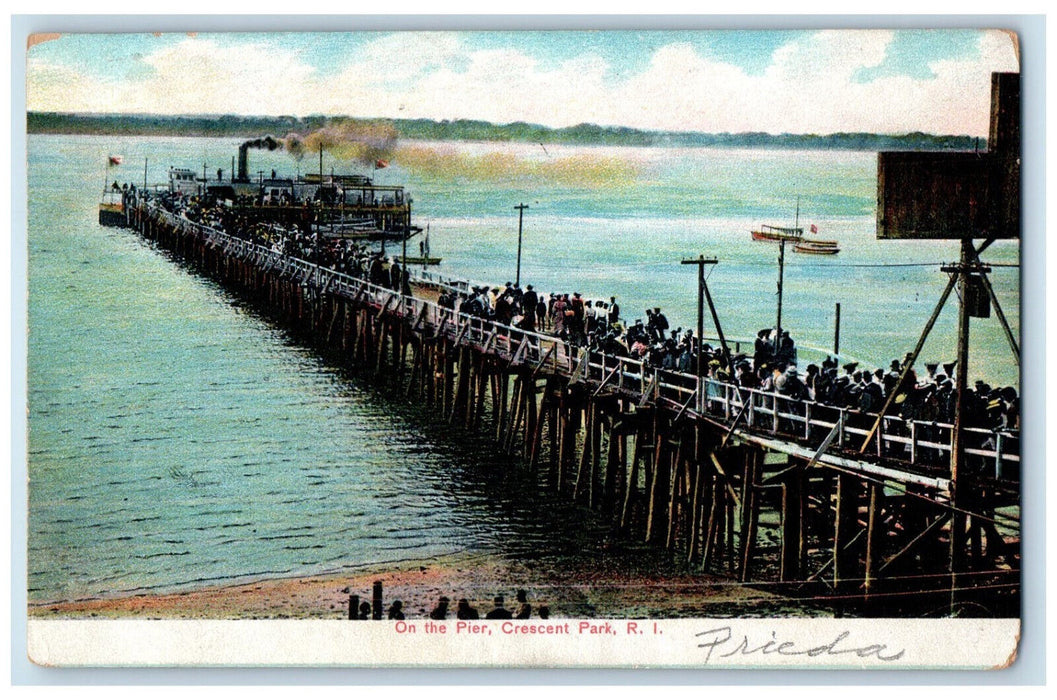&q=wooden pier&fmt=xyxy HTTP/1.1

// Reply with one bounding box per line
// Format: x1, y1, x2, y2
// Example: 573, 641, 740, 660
120, 198, 1020, 615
